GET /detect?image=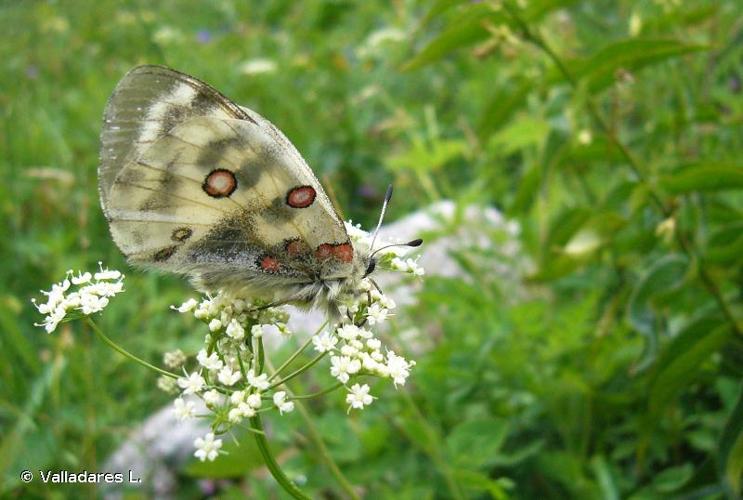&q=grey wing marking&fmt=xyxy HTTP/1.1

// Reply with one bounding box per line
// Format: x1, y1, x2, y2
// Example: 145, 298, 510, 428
99, 65, 254, 212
